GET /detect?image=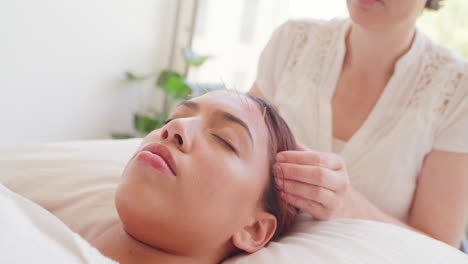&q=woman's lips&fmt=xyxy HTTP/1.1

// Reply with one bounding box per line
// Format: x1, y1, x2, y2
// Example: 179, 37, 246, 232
136, 151, 175, 176
136, 143, 177, 176
358, 0, 381, 4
